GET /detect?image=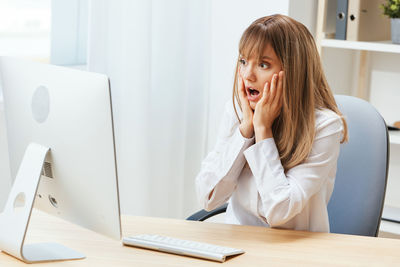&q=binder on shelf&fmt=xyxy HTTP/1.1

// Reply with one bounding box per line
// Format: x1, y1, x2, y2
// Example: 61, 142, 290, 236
335, 0, 349, 40
346, 0, 391, 41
